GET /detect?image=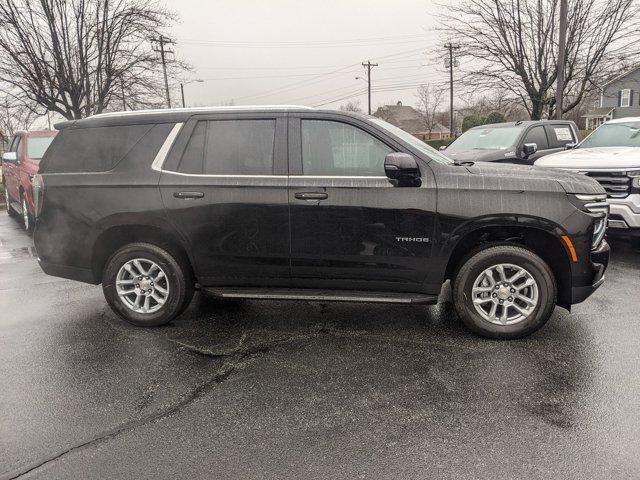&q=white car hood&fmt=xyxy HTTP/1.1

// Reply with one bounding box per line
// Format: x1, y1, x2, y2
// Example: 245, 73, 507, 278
534, 147, 640, 170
